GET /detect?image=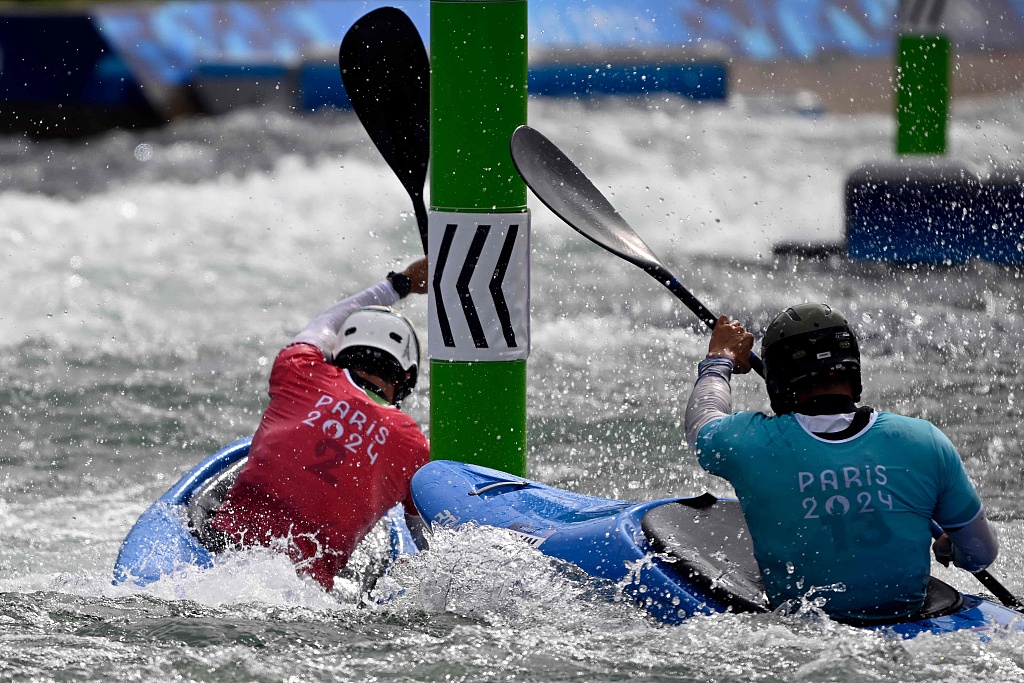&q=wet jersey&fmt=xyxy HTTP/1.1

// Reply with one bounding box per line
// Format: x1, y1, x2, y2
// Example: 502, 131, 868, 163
695, 411, 983, 621
212, 343, 430, 590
